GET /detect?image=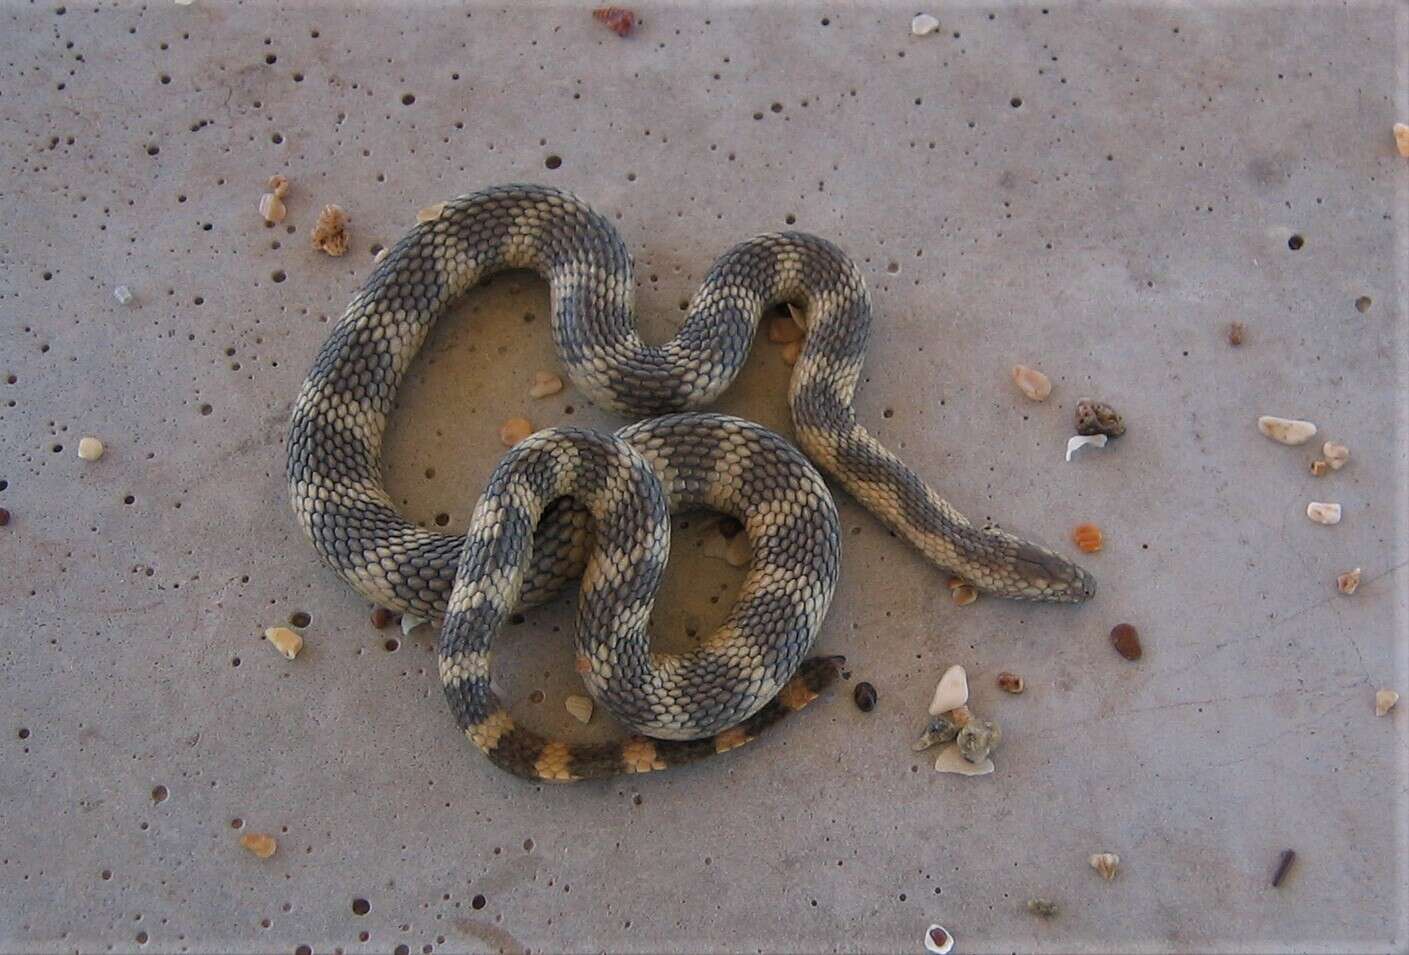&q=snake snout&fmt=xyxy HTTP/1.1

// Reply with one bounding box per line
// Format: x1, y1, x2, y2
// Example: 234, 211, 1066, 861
1015, 542, 1097, 603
